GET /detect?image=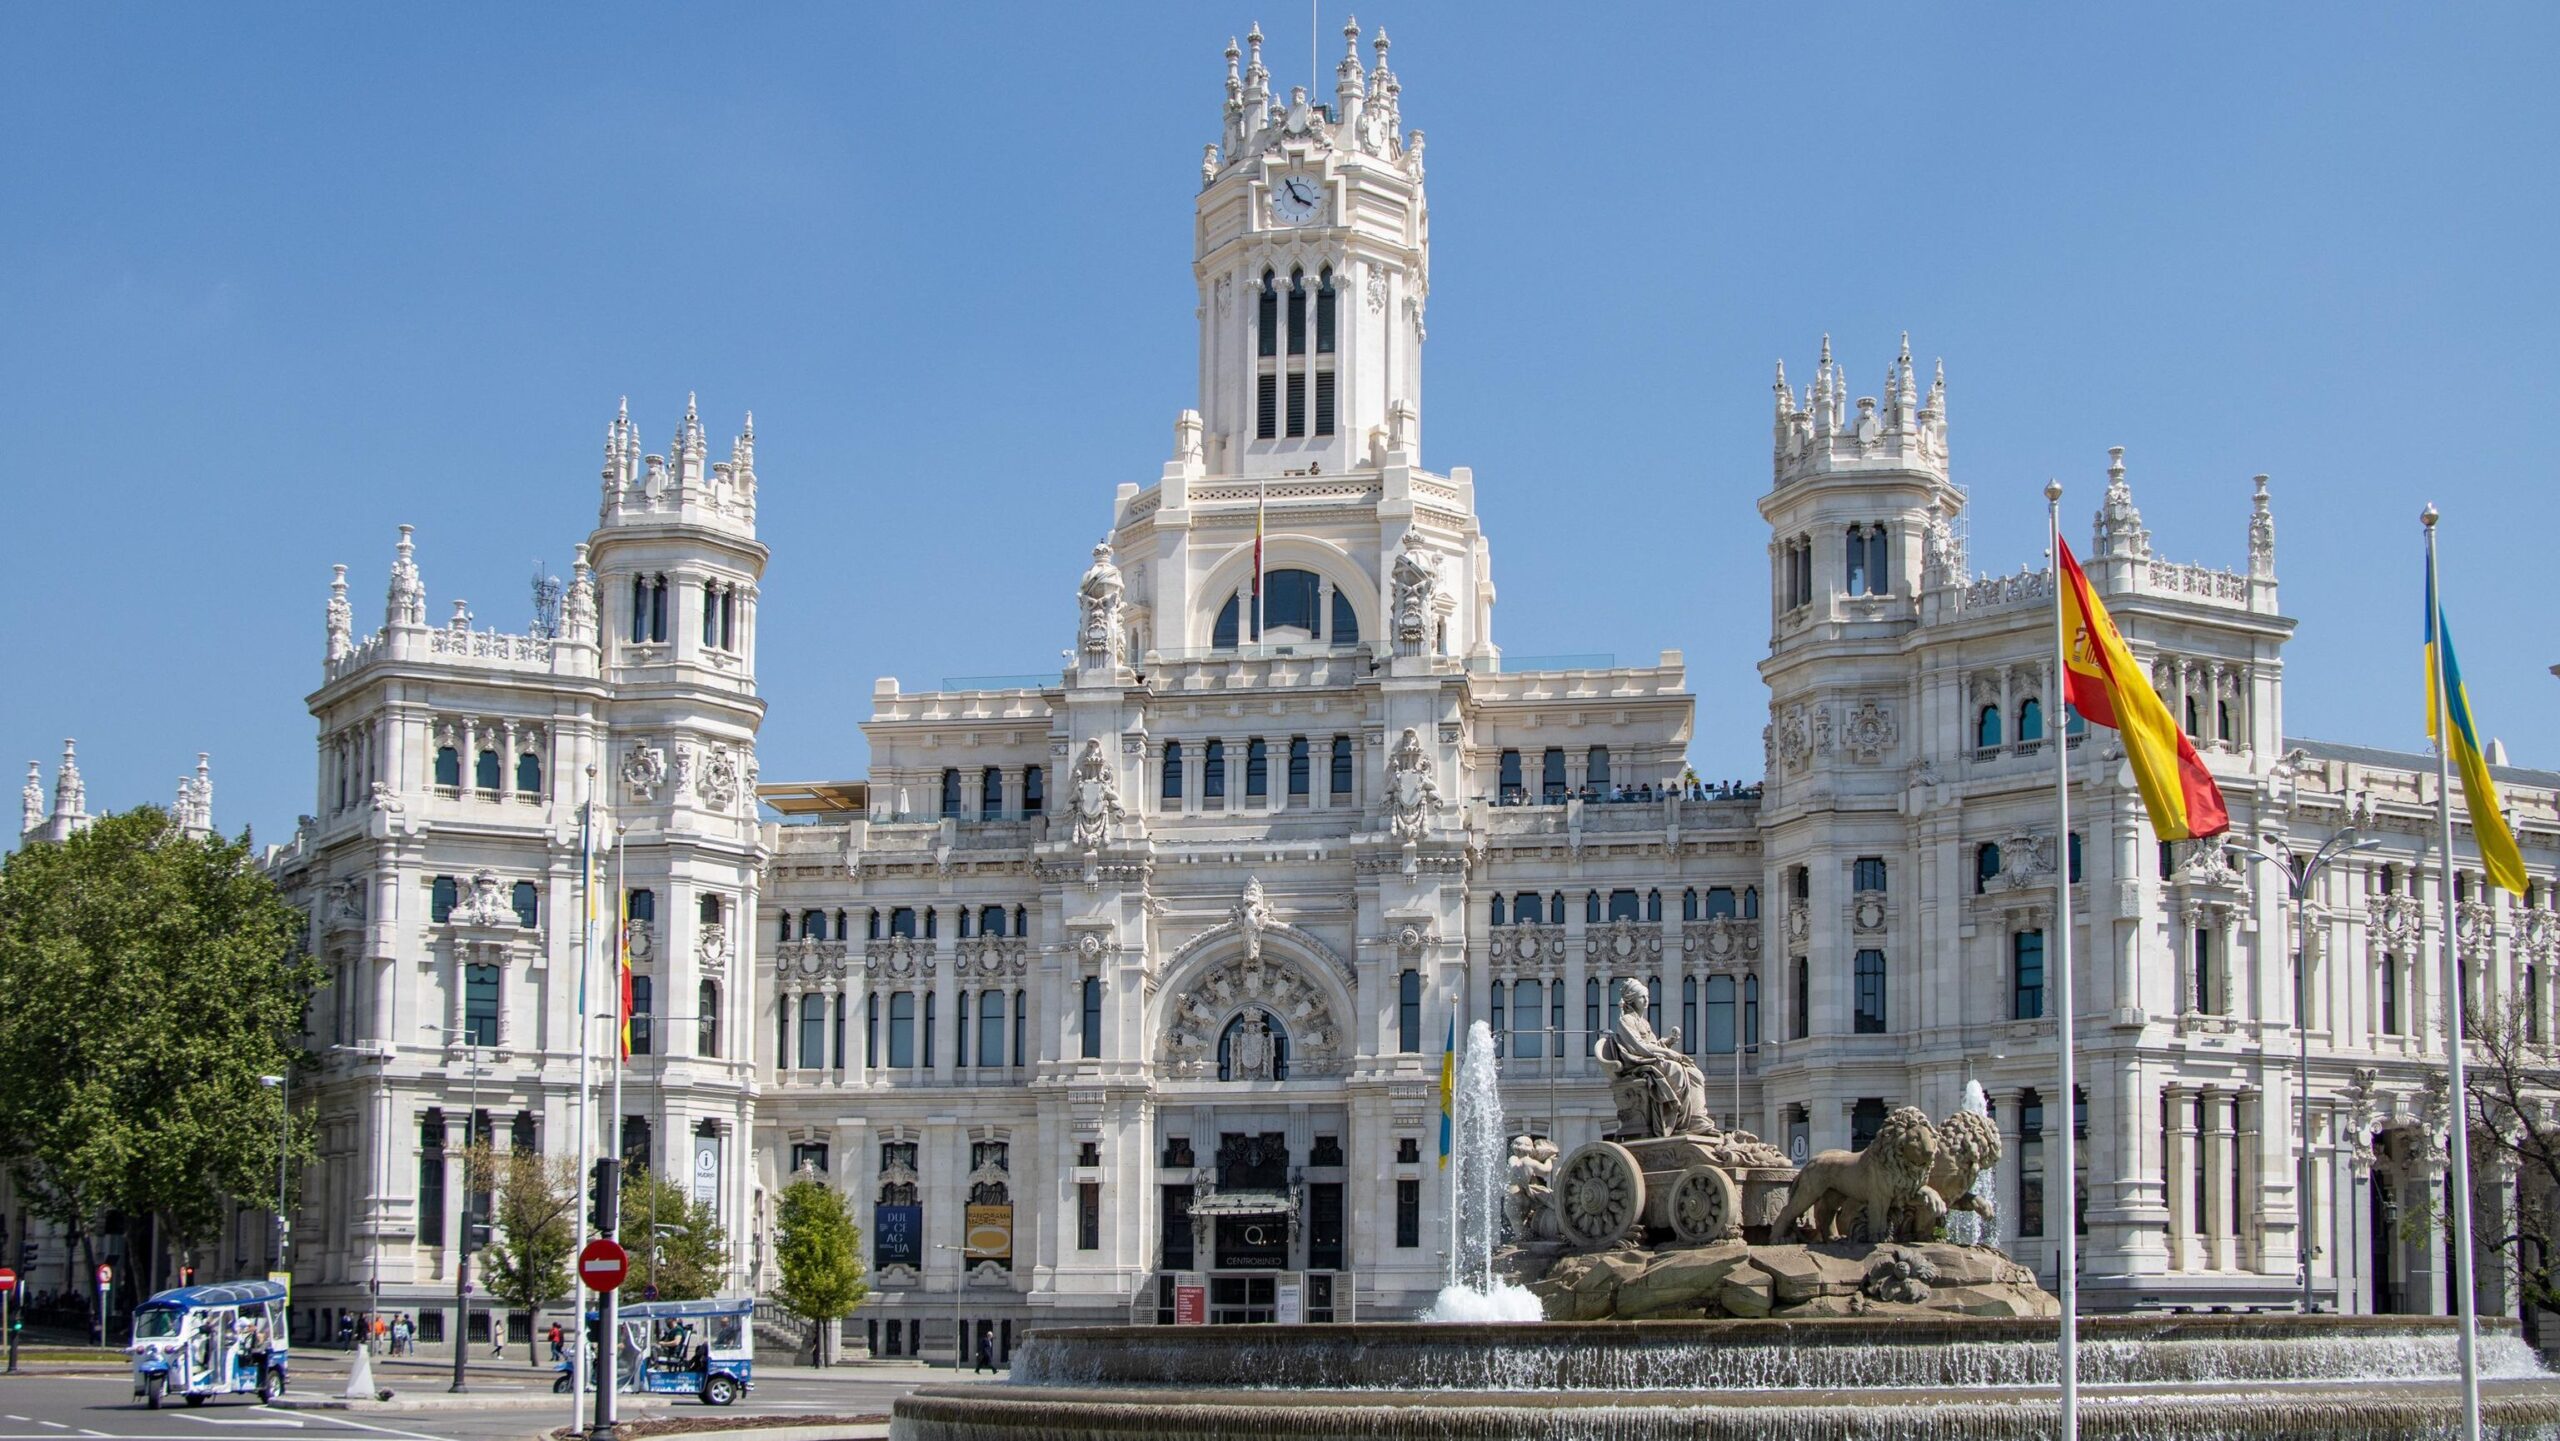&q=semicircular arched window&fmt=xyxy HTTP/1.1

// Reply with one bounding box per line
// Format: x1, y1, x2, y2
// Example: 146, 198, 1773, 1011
1213, 568, 1356, 650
